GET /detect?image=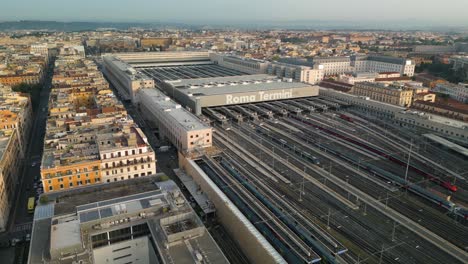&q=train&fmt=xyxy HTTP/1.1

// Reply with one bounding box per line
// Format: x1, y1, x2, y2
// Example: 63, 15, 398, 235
196, 160, 306, 263
220, 159, 339, 263
294, 131, 468, 220
291, 115, 458, 192
338, 114, 354, 122
255, 126, 321, 166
